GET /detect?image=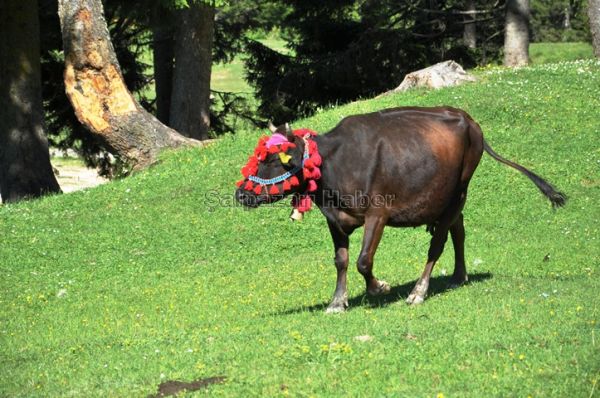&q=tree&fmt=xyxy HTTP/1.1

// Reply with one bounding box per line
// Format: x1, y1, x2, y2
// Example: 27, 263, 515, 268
40, 0, 261, 176
0, 0, 61, 203
169, 1, 215, 140
463, 0, 477, 48
57, 0, 200, 171
151, 4, 175, 124
40, 0, 159, 177
504, 0, 530, 66
530, 0, 589, 42
590, 0, 600, 57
